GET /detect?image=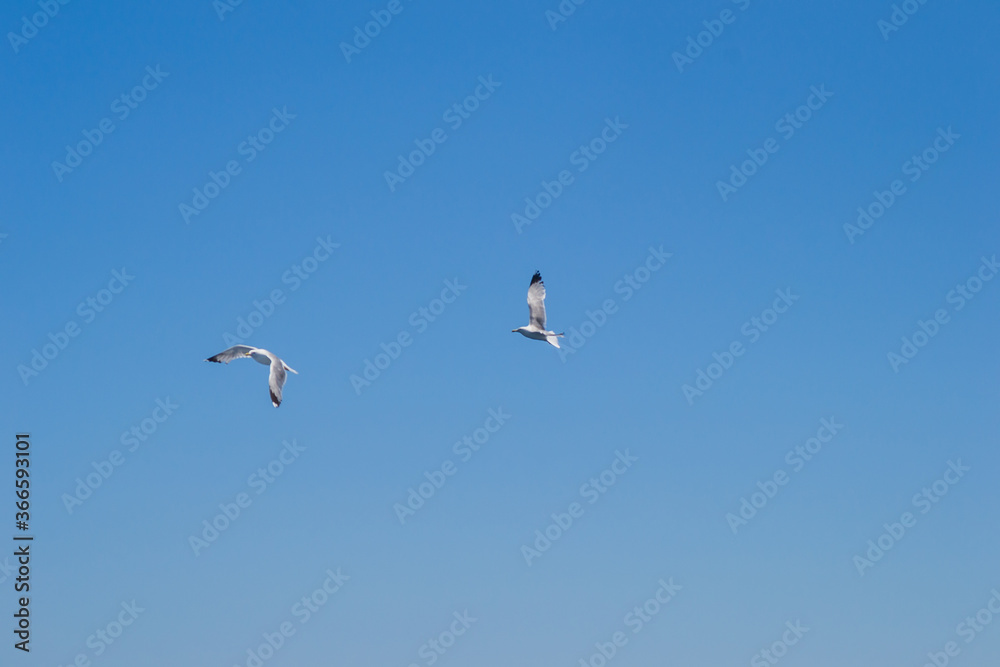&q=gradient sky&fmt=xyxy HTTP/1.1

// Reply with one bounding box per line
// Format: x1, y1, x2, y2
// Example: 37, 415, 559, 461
2, 0, 999, 665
